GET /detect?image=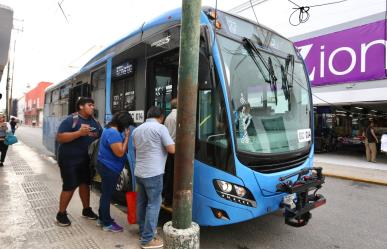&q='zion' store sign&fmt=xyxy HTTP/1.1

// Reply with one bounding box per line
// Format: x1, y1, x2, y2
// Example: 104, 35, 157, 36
295, 19, 387, 87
